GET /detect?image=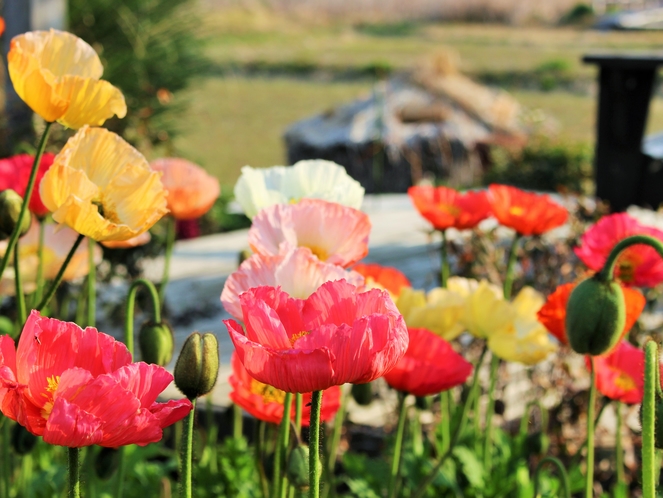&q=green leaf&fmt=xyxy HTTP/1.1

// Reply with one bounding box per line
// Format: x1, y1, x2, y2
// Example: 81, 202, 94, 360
452, 446, 485, 489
